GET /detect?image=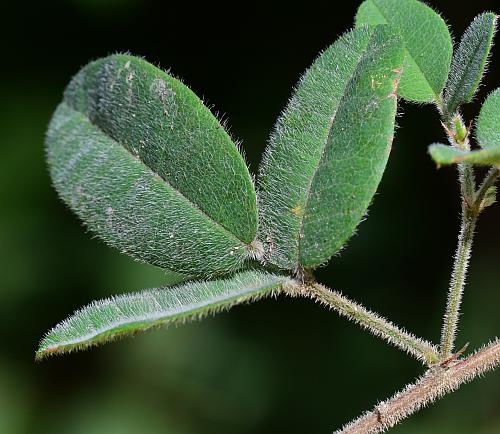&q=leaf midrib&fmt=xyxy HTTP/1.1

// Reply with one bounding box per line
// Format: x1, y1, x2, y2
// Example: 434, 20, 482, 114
62, 101, 250, 249
296, 29, 381, 268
